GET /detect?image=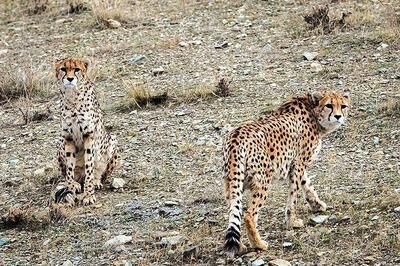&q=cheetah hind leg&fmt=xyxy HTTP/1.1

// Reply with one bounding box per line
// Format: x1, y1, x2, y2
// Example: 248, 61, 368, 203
102, 136, 120, 184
